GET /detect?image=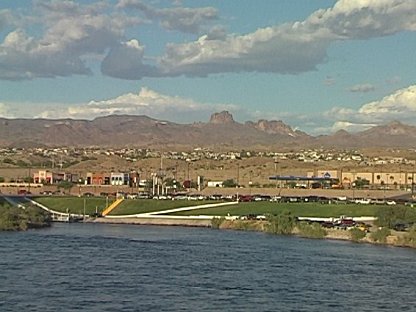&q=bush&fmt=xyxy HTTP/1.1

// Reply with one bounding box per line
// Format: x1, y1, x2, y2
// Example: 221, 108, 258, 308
222, 179, 237, 188
0, 206, 51, 231
376, 206, 416, 229
297, 222, 327, 238
398, 225, 416, 247
211, 217, 225, 229
370, 227, 391, 243
266, 210, 296, 235
350, 228, 366, 242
